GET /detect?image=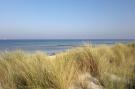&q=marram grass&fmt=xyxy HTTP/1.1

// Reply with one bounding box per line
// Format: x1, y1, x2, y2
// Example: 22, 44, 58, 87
0, 43, 135, 89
